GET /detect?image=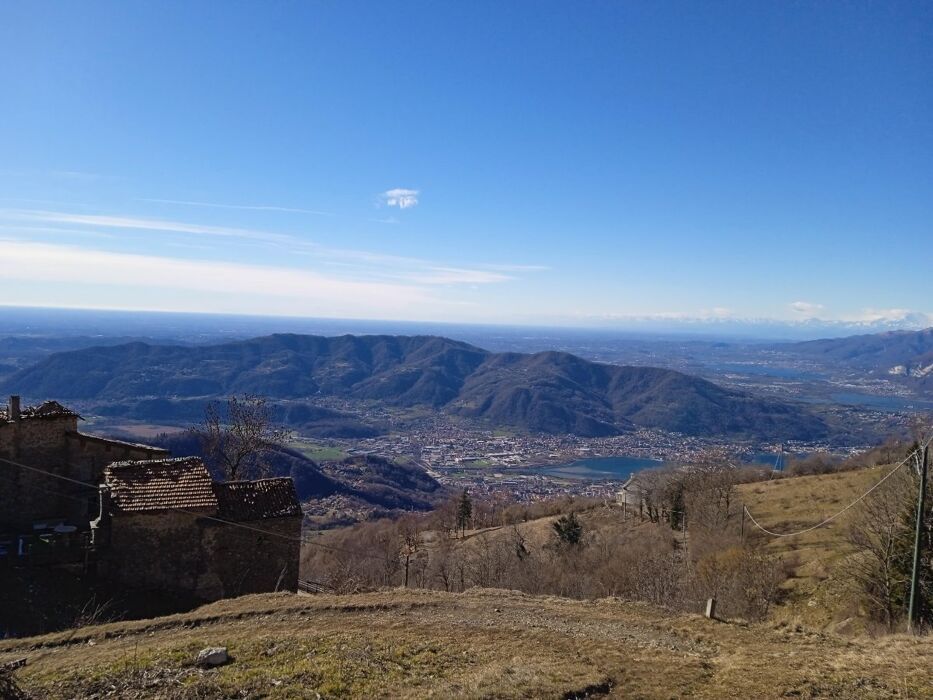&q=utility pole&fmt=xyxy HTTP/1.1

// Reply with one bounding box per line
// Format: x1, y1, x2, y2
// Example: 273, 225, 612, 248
740, 504, 745, 543
908, 443, 929, 634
